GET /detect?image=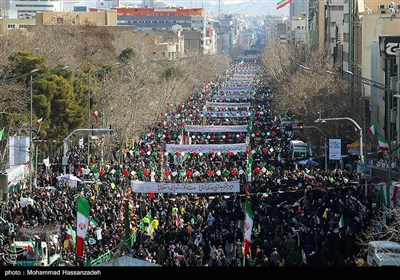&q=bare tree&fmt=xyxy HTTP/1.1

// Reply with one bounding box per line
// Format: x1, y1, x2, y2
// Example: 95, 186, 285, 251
359, 206, 400, 244
261, 43, 360, 145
